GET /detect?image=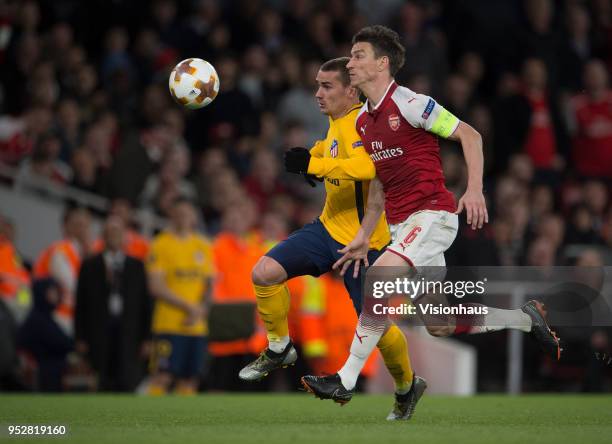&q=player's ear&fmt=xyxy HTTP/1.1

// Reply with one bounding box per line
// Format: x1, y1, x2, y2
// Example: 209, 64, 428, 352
346, 85, 358, 98
378, 56, 388, 72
